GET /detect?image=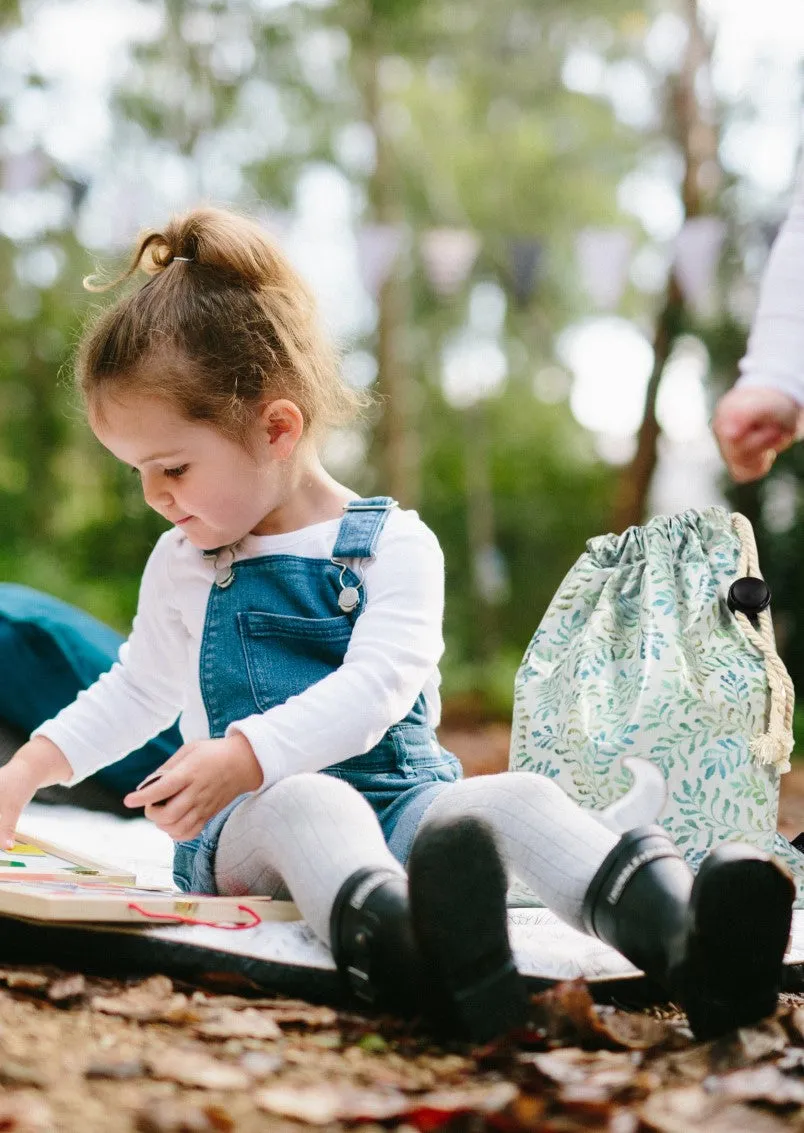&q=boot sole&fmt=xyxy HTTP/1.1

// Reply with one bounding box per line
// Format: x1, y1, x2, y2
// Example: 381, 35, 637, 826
683, 847, 794, 1039
408, 814, 529, 1043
